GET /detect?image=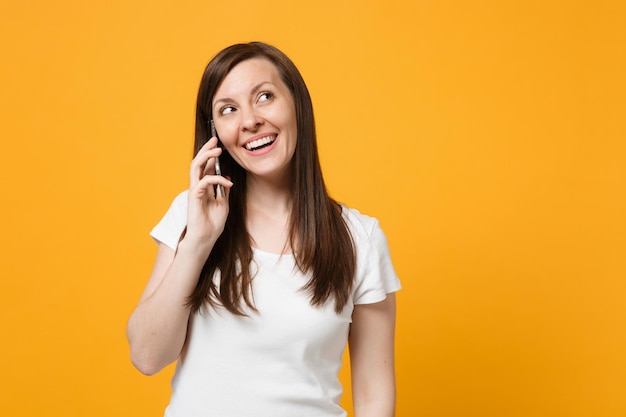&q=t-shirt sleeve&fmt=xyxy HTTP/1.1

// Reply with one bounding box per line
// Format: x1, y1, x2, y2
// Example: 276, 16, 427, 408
352, 218, 402, 305
149, 191, 188, 250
